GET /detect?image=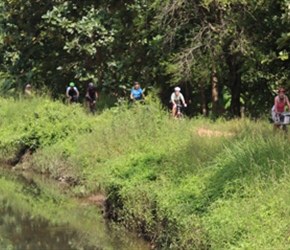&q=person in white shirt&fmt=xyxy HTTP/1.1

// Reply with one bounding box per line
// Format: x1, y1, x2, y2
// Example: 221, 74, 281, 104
66, 82, 79, 105
171, 87, 187, 117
